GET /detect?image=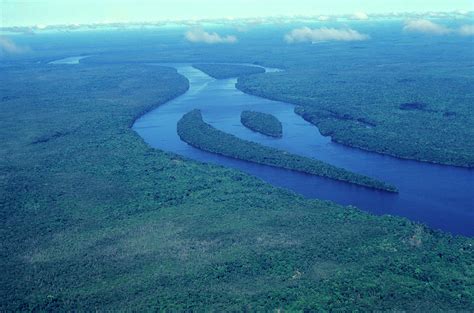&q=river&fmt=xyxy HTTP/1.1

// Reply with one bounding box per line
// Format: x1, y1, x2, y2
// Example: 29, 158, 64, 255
132, 64, 474, 236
